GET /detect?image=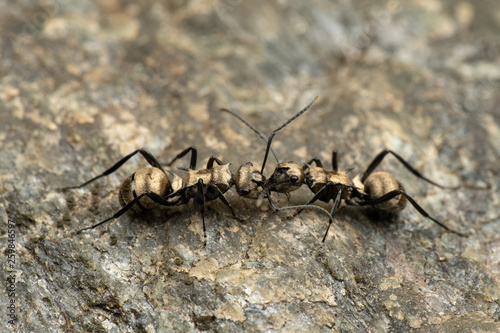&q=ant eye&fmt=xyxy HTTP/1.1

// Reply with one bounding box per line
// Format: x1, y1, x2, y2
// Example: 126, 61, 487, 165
241, 188, 251, 195
290, 175, 299, 183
